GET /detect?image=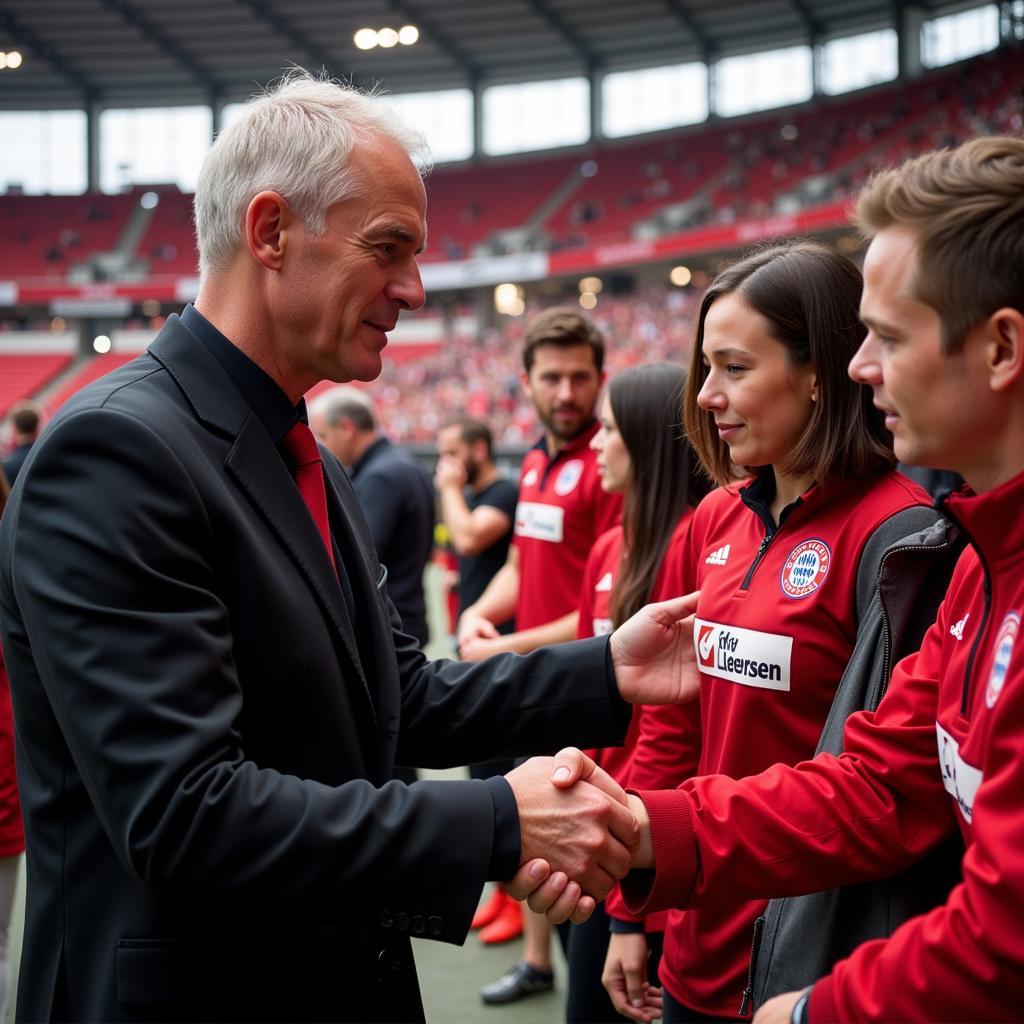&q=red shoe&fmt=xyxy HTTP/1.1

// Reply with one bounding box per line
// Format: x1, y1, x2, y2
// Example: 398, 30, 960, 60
478, 897, 523, 944
471, 887, 509, 930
